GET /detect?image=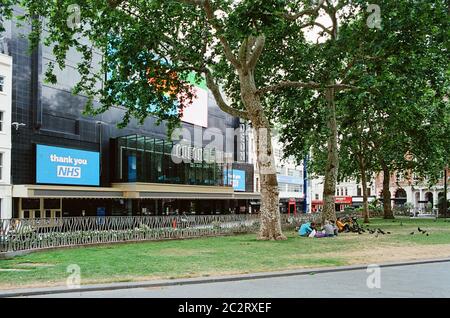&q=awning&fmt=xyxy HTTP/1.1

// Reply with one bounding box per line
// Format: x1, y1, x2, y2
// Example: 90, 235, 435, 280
113, 182, 235, 199
13, 183, 260, 200
13, 185, 124, 199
